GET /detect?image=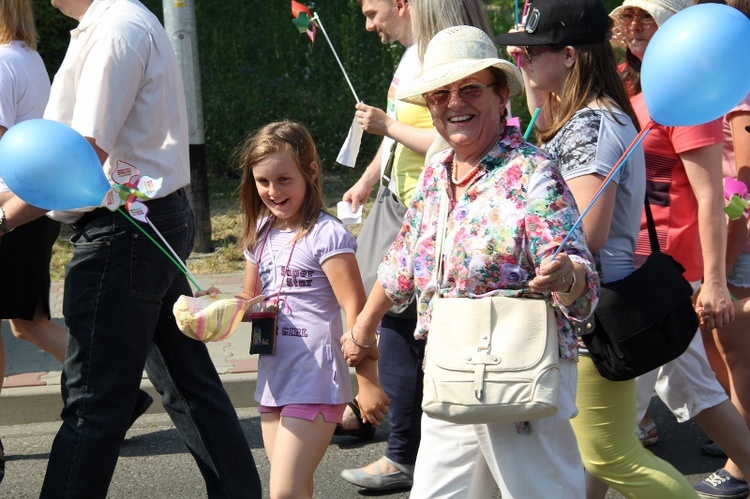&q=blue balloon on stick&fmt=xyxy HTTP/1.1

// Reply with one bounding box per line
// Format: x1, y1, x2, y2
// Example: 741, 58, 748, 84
641, 3, 750, 127
0, 119, 111, 210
